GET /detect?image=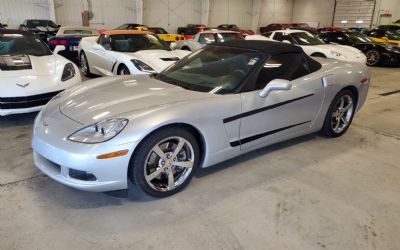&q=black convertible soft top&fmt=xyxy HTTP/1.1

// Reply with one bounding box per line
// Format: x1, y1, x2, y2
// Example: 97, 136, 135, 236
218, 40, 303, 55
